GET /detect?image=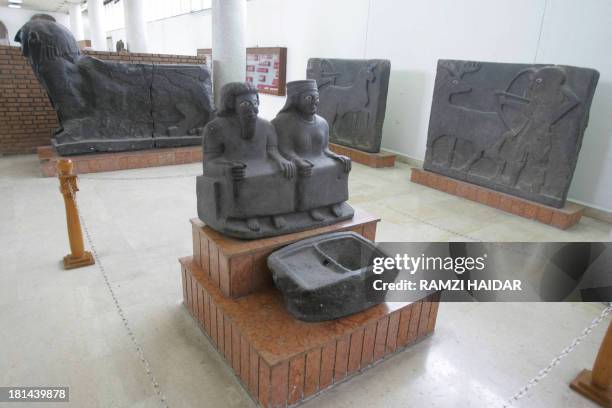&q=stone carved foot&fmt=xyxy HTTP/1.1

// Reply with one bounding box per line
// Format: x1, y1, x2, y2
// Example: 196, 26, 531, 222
309, 209, 325, 221
246, 218, 261, 231
330, 204, 343, 217
272, 215, 286, 229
